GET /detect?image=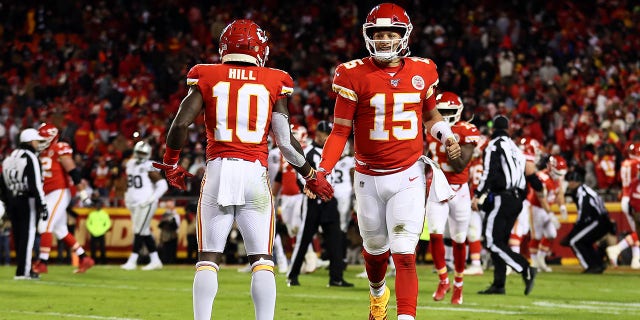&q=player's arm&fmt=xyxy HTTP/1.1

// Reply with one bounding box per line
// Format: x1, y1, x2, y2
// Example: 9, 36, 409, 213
536, 185, 553, 213
448, 143, 474, 173
148, 170, 168, 204
525, 161, 543, 192
423, 96, 461, 160
60, 153, 91, 203
271, 97, 333, 200
318, 94, 353, 172
153, 86, 201, 189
